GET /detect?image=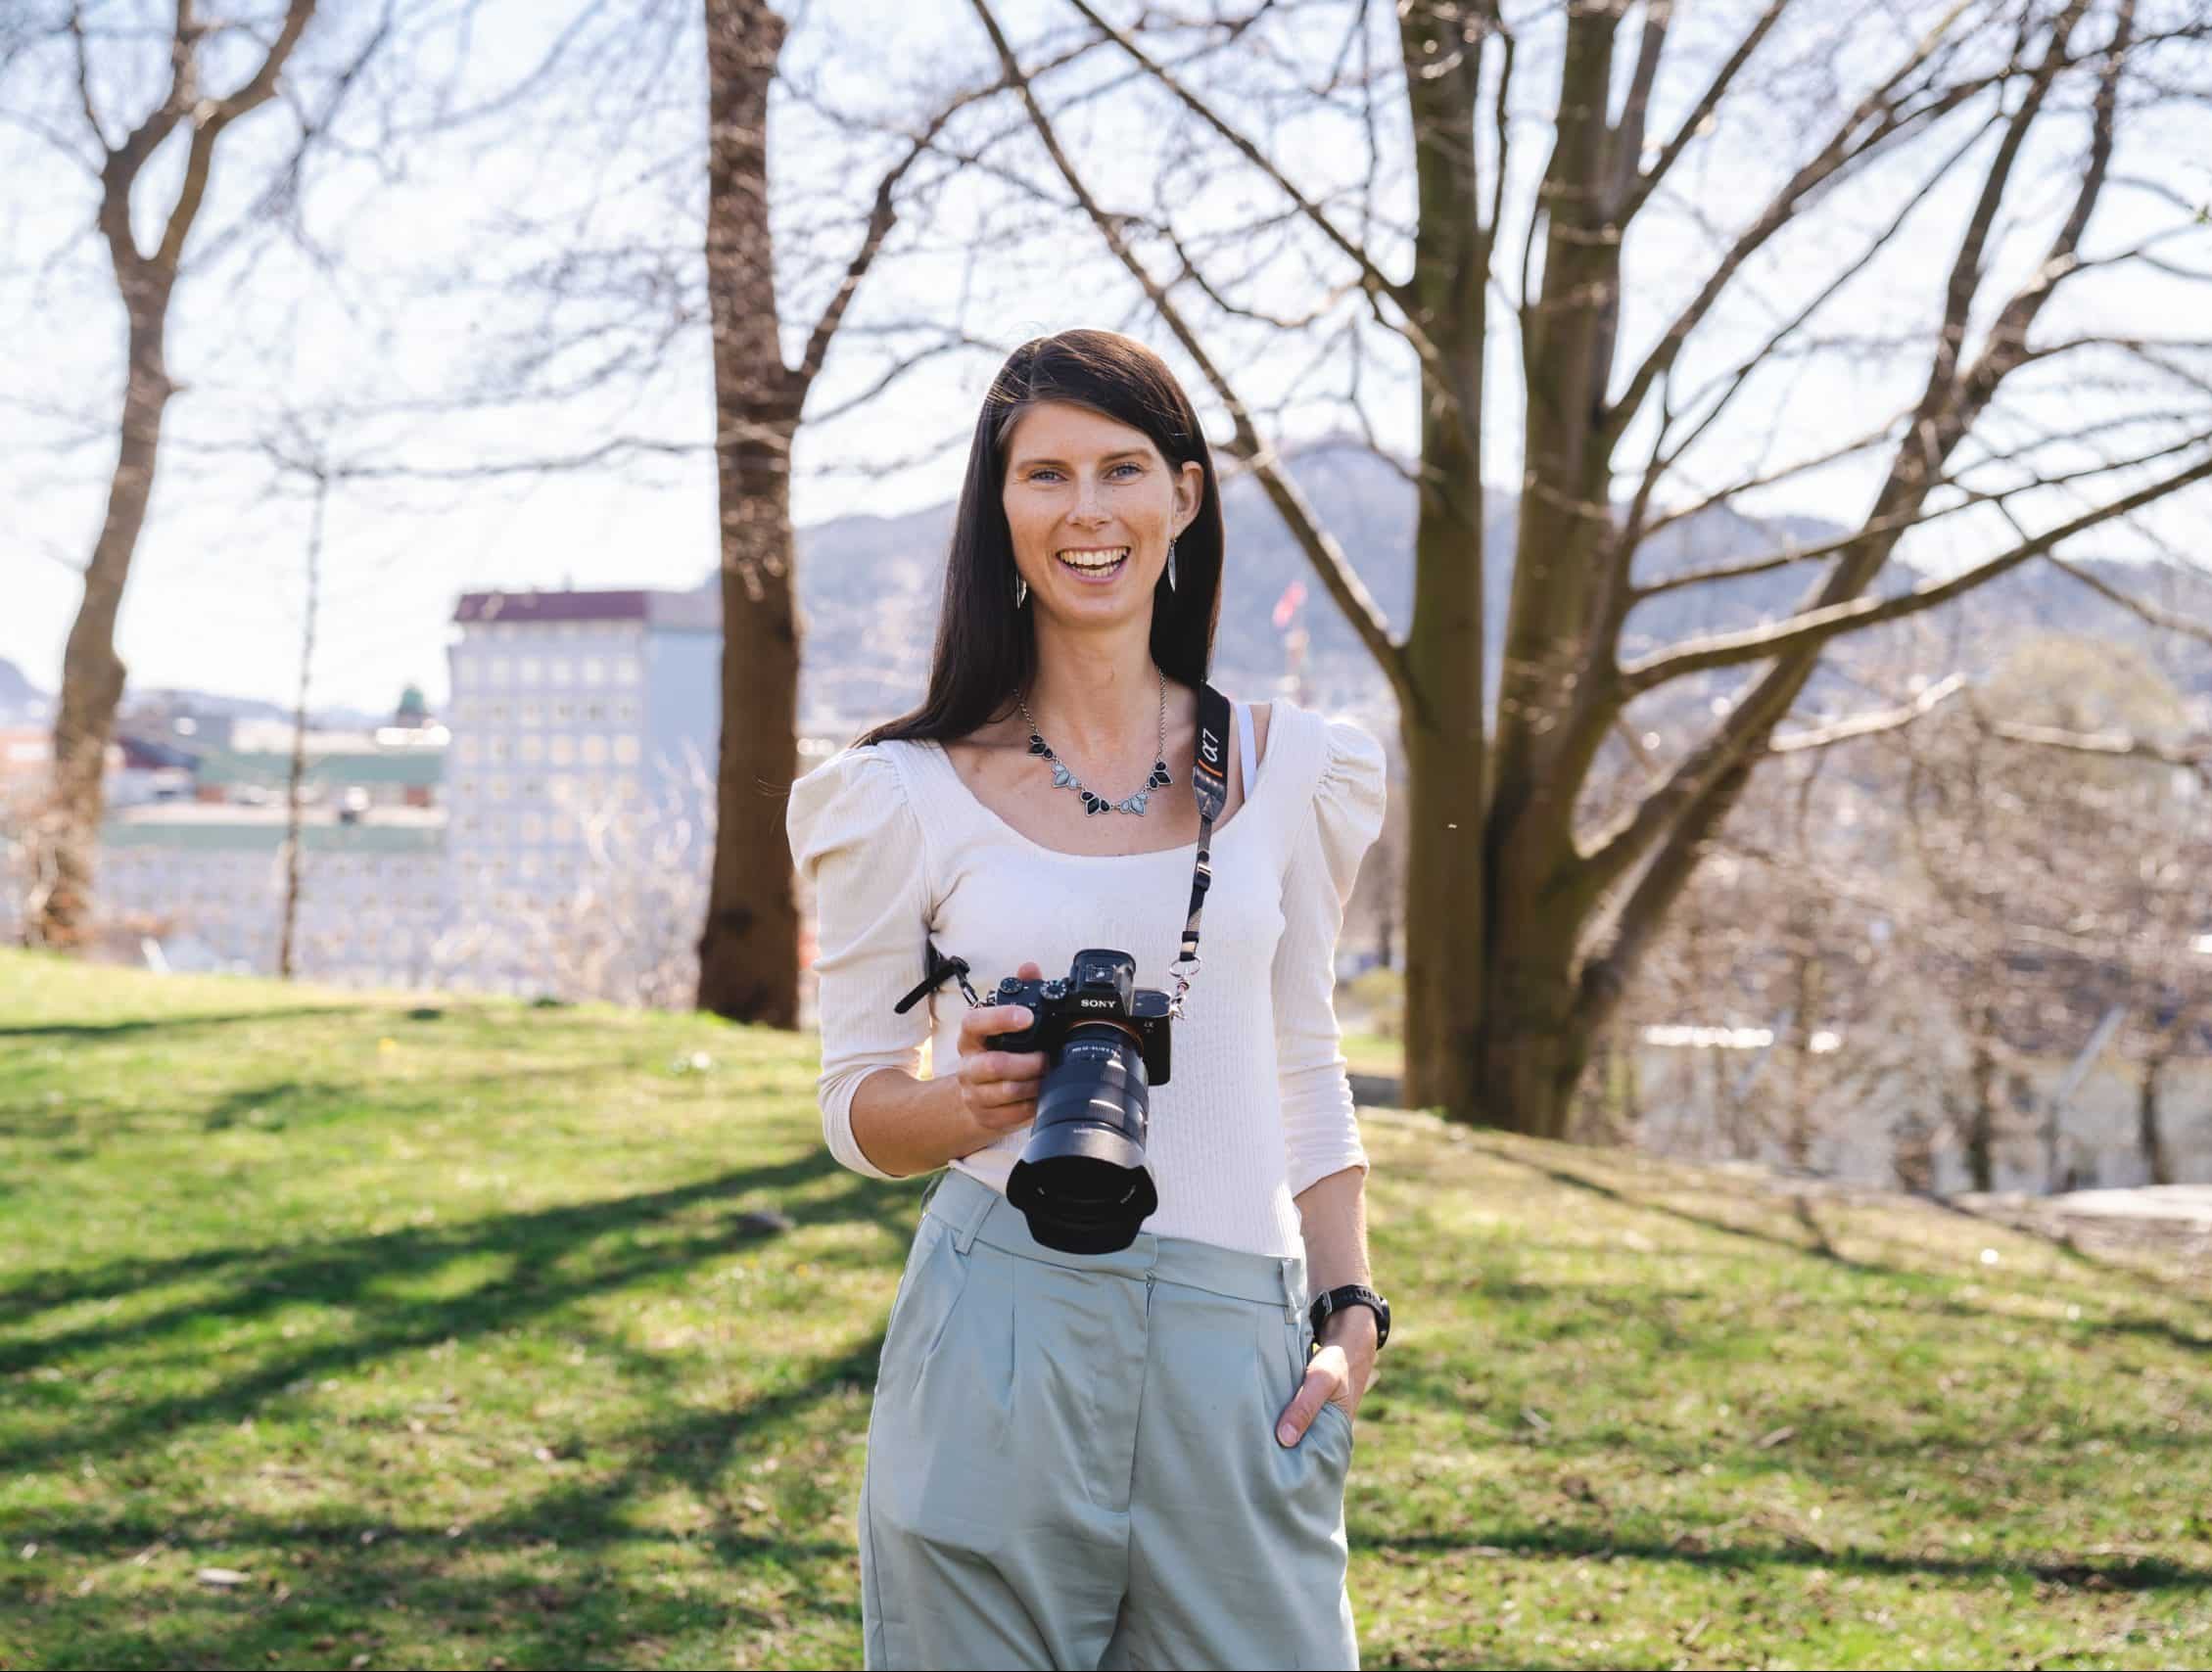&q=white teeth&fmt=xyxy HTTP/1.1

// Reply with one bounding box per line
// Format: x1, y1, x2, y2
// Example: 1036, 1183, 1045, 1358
1056, 545, 1130, 570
